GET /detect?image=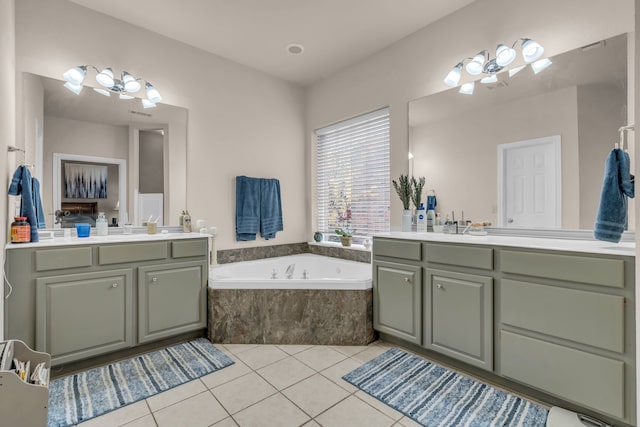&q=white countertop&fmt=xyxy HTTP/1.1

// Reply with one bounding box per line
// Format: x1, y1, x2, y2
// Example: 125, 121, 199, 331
374, 232, 636, 257
5, 231, 208, 249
